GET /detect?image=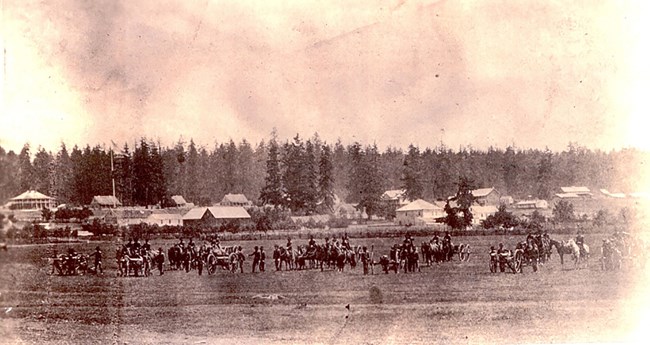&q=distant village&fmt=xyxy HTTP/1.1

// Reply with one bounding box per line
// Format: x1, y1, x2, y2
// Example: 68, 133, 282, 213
2, 184, 648, 239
